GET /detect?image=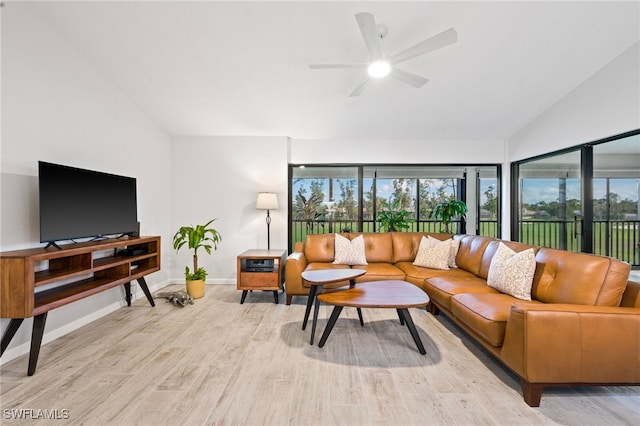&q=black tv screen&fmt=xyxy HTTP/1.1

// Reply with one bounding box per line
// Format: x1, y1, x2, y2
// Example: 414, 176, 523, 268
39, 161, 138, 244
